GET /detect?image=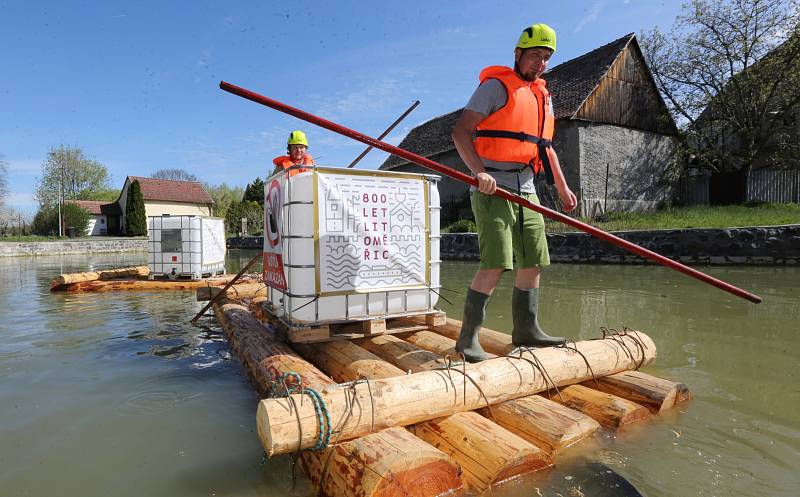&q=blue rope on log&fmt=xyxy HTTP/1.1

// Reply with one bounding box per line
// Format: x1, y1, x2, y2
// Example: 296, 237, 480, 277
270, 371, 332, 451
